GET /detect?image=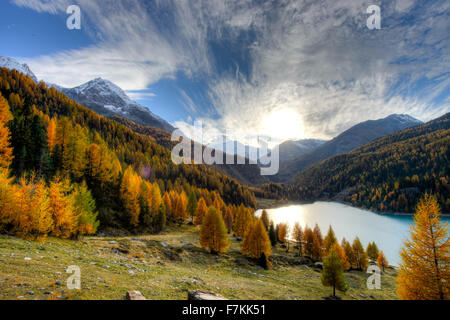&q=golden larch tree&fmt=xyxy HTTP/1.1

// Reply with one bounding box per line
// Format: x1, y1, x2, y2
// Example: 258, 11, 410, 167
194, 197, 207, 225
47, 117, 58, 153
242, 219, 272, 260
333, 242, 350, 270
0, 94, 13, 169
49, 177, 77, 238
377, 251, 389, 273
323, 225, 337, 256
120, 167, 142, 227
397, 194, 449, 300
342, 238, 355, 269
292, 222, 304, 256
199, 207, 230, 254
